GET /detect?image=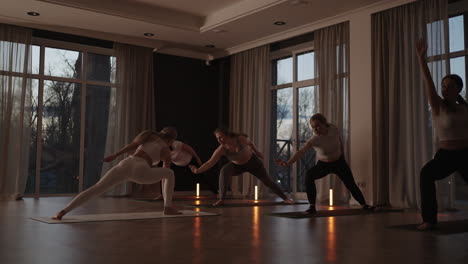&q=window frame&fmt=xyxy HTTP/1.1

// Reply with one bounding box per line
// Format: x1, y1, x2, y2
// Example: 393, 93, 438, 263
7, 37, 116, 197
